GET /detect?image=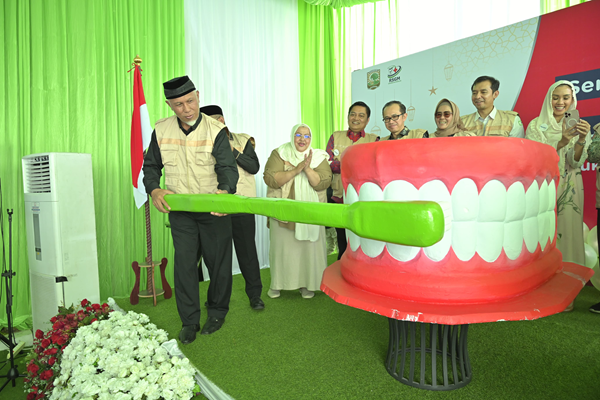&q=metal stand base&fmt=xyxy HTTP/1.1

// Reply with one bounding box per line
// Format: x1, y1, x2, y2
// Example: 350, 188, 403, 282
385, 319, 472, 391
